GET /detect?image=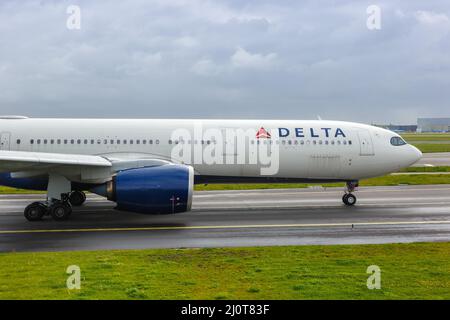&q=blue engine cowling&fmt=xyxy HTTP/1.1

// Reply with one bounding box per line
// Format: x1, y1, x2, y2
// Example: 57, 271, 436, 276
94, 164, 194, 214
